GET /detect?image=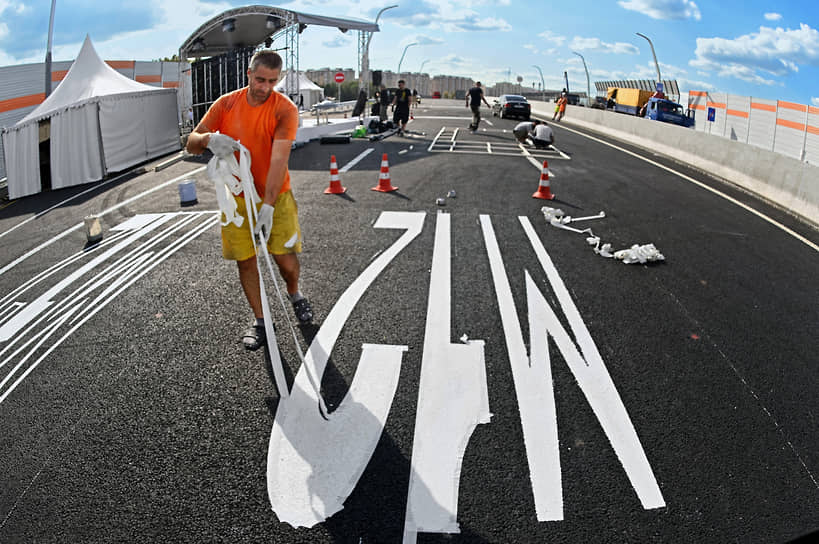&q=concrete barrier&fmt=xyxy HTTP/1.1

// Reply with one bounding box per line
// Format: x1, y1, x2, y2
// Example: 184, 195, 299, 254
528, 100, 819, 227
